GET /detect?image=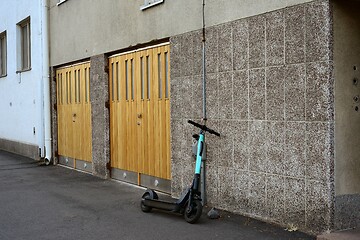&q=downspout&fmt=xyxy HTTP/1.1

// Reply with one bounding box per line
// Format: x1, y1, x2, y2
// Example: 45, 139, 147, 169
201, 0, 207, 122
200, 0, 207, 205
41, 0, 52, 165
